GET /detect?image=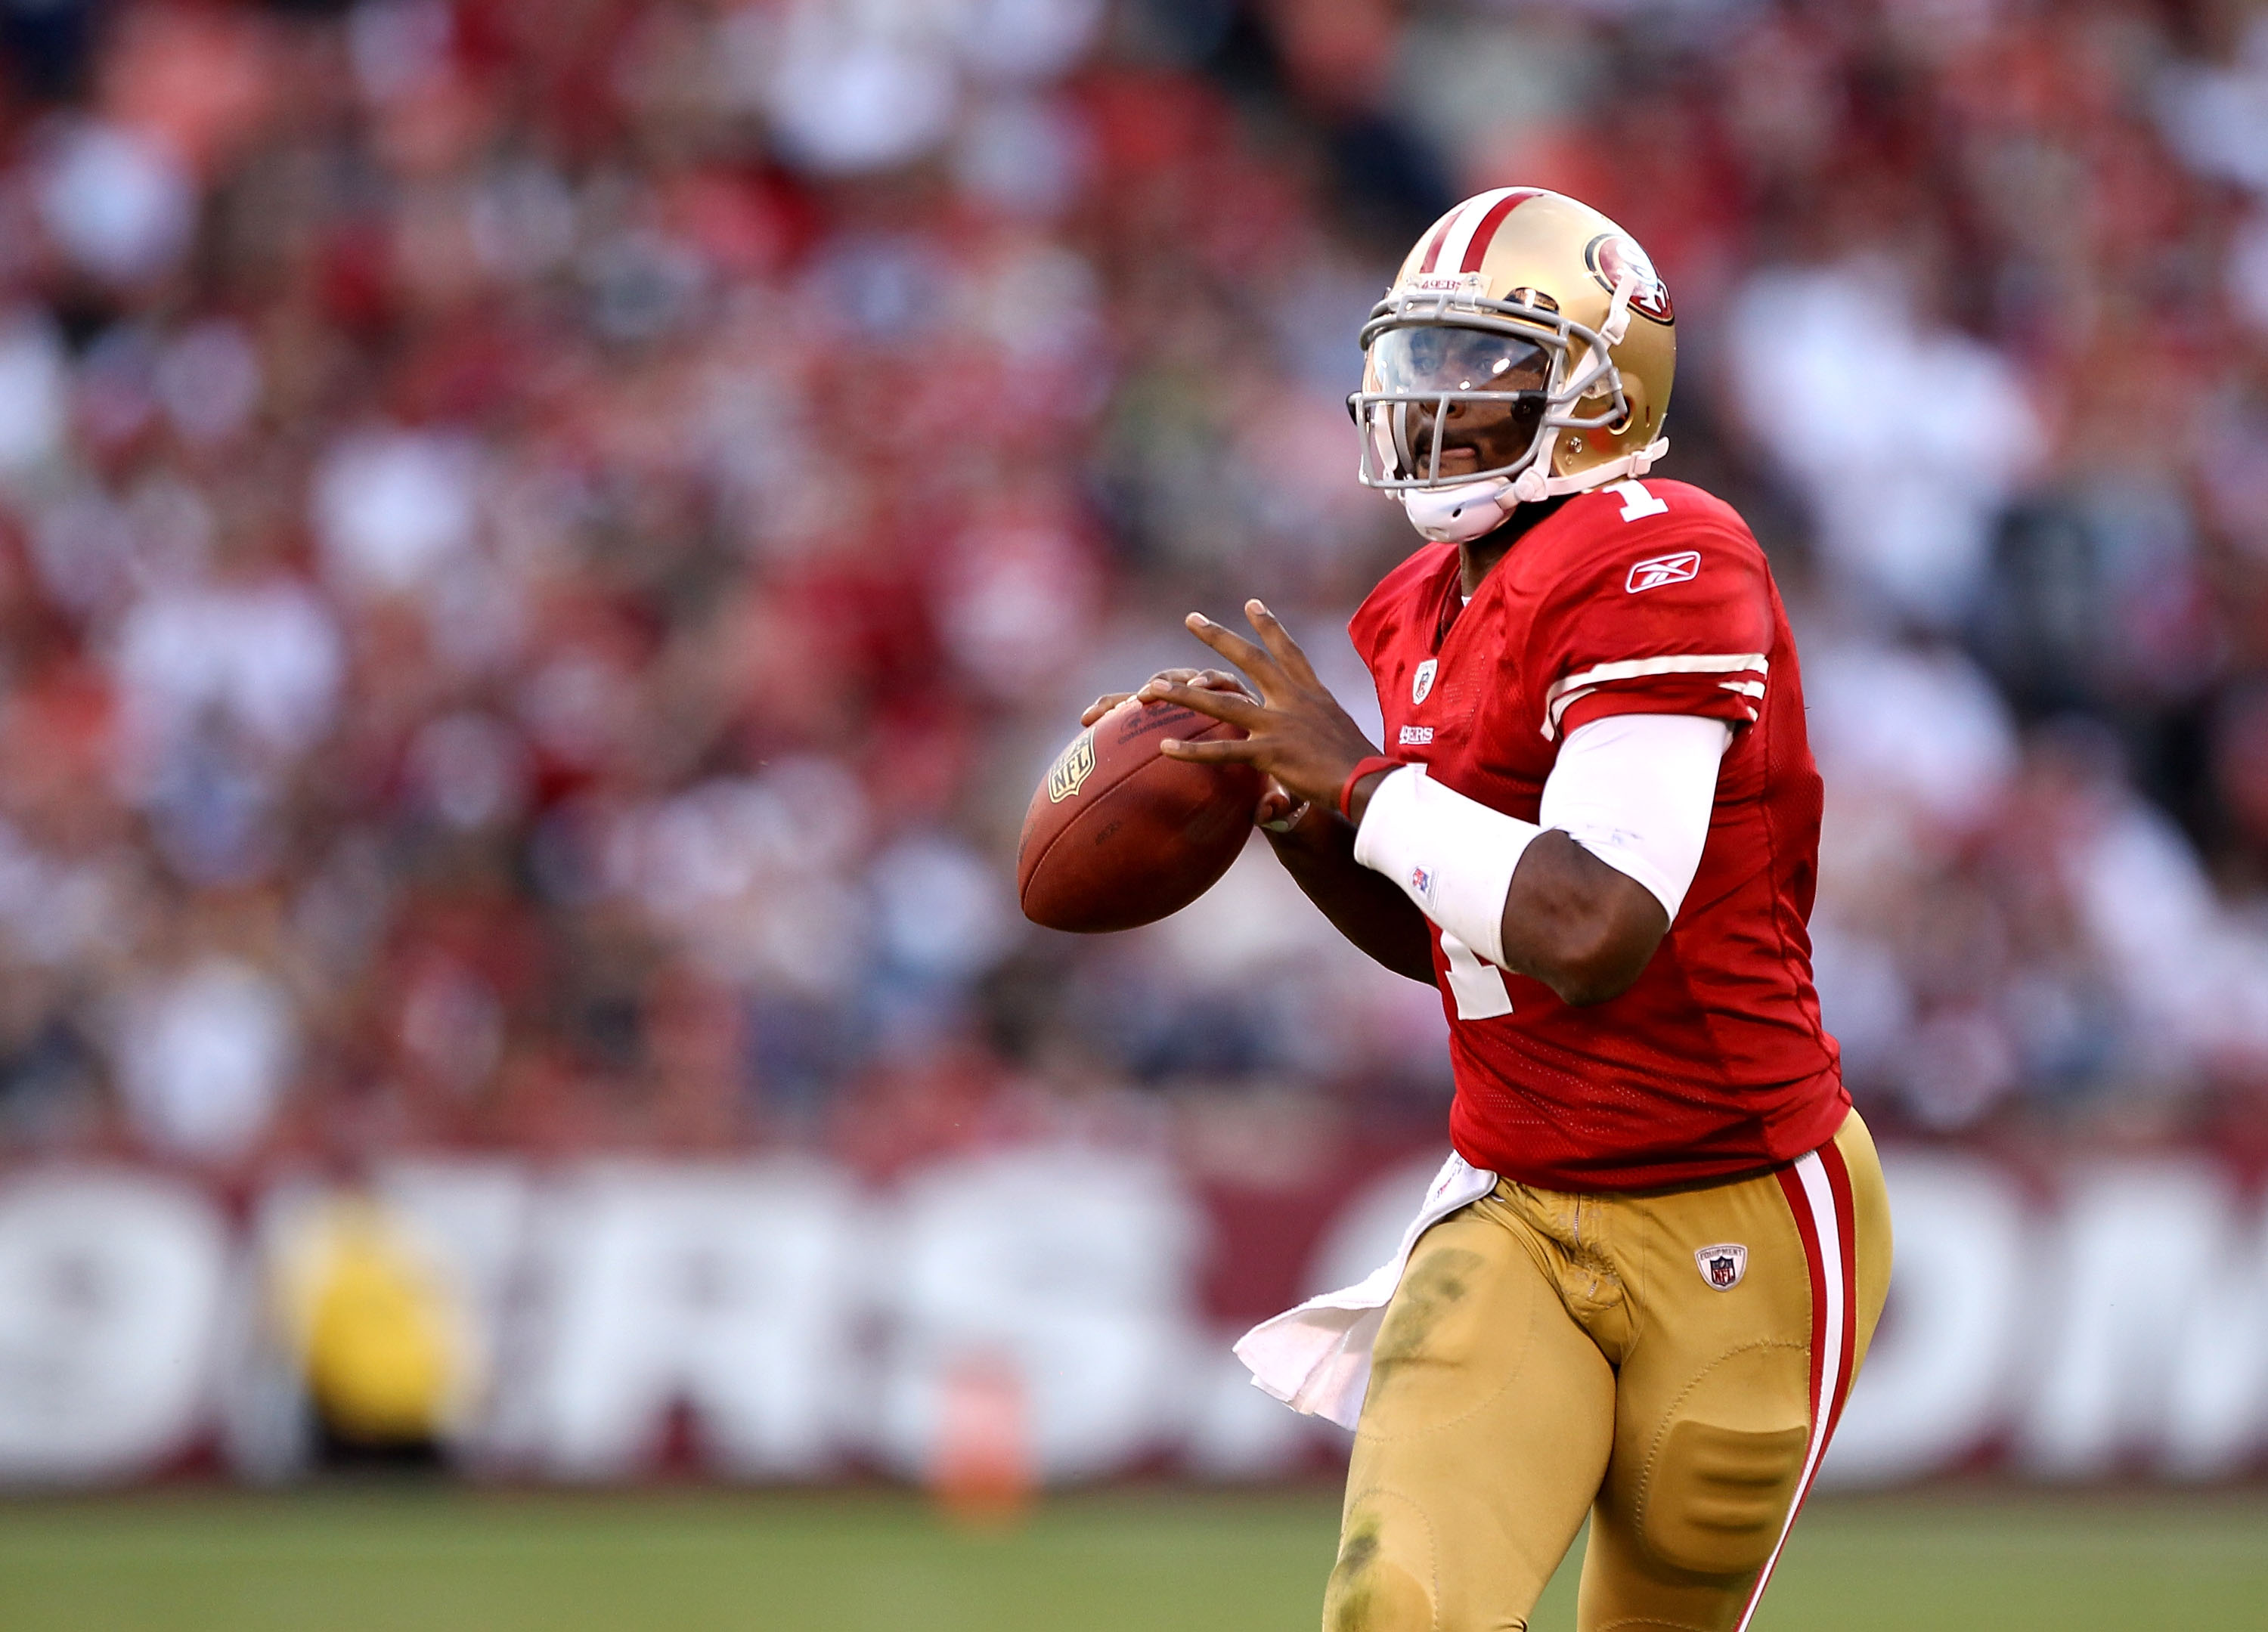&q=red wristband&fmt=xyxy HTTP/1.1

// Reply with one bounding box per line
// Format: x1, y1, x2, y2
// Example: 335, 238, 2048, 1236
1339, 756, 1403, 822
